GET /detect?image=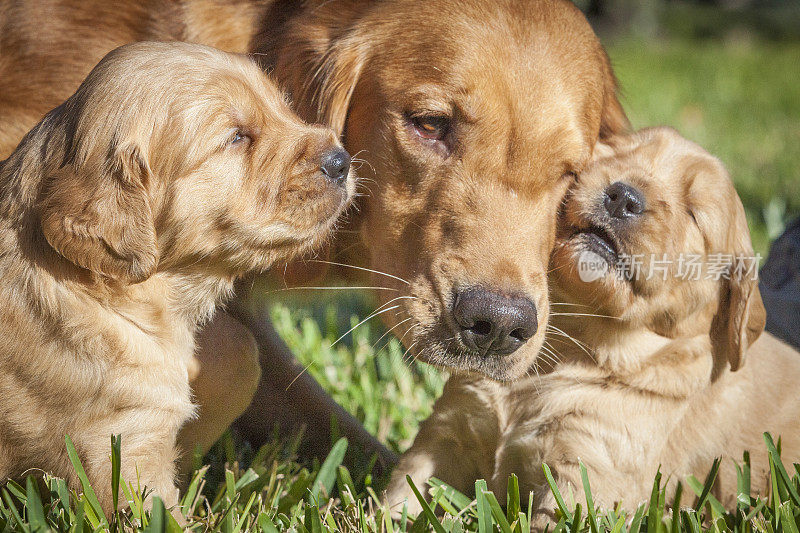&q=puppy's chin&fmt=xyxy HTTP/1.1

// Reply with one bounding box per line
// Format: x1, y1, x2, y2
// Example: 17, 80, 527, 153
550, 235, 633, 316
224, 175, 356, 274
